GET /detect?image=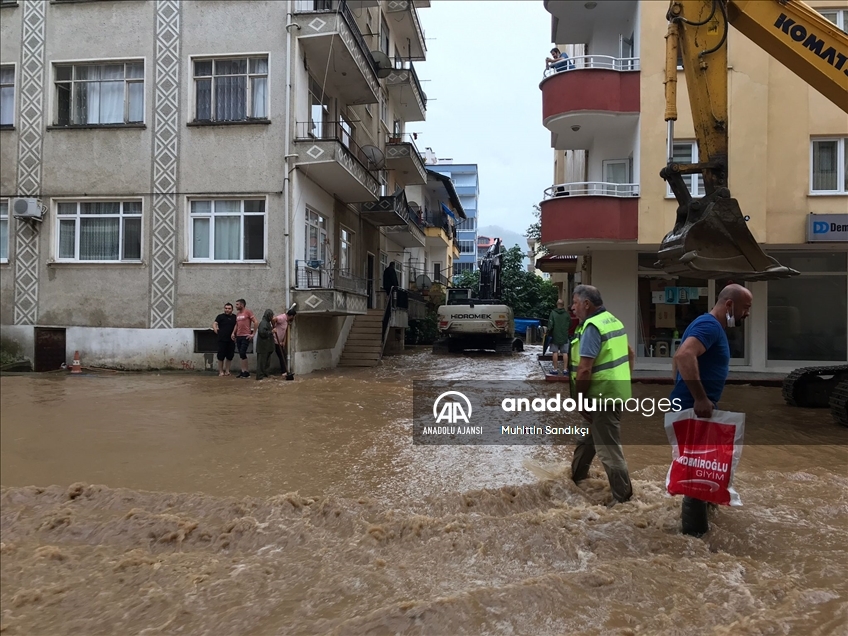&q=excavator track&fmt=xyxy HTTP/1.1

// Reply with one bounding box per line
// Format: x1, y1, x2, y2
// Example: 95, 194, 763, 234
782, 365, 848, 408
829, 379, 848, 428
